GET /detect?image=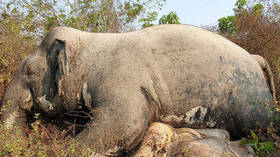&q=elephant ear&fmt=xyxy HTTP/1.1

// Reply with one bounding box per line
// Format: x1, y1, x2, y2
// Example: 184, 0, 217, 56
48, 39, 78, 97
48, 39, 78, 75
